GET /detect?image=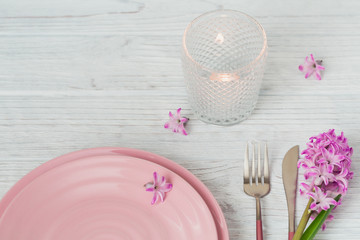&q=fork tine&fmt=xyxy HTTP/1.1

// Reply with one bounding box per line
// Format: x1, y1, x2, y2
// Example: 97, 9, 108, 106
251, 143, 255, 185
264, 143, 269, 183
244, 143, 249, 184
257, 143, 262, 184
